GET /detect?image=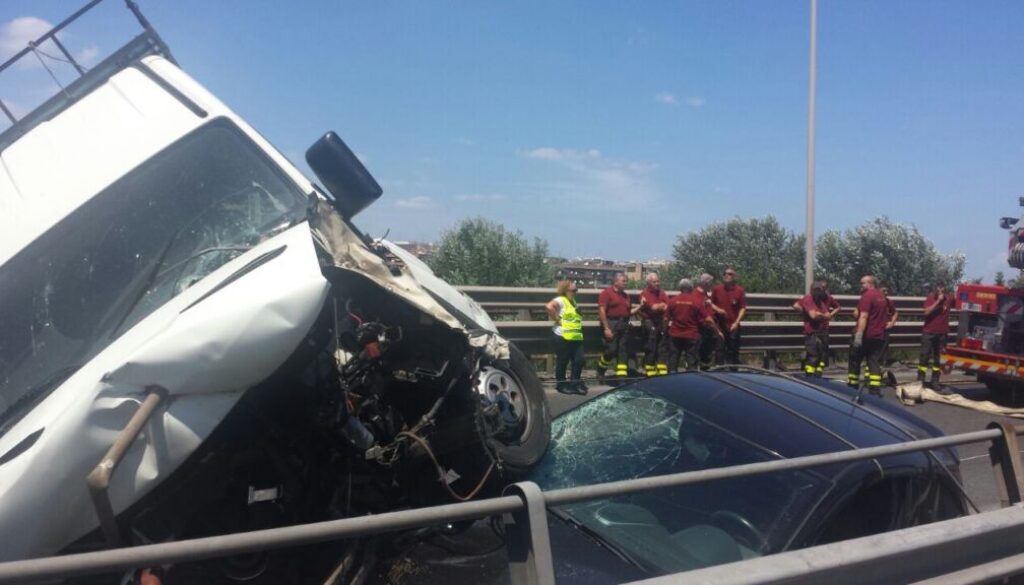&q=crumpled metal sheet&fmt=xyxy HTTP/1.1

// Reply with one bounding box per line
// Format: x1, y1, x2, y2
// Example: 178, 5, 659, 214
0, 224, 330, 561
897, 381, 1024, 418
309, 199, 465, 331
308, 200, 505, 365
468, 330, 510, 361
